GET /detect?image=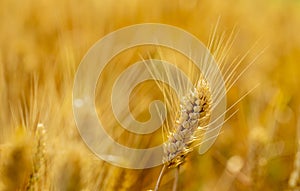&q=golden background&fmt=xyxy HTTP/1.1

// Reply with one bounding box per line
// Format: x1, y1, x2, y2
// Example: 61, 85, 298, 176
0, 0, 300, 190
